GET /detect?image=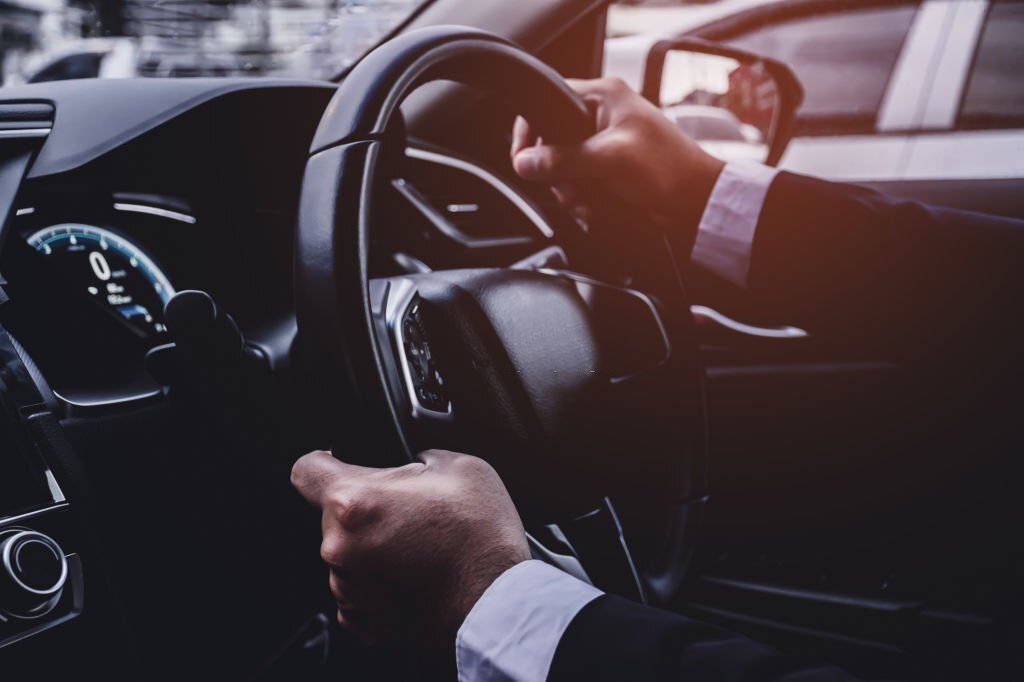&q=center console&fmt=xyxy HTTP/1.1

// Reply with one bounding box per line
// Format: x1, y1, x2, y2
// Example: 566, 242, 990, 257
0, 333, 85, 652
0, 327, 136, 682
